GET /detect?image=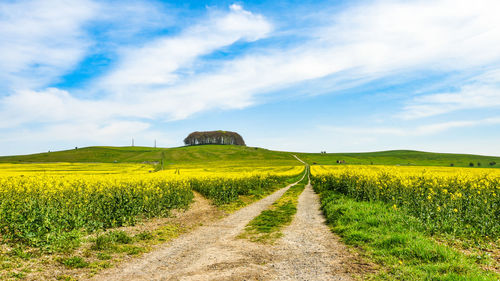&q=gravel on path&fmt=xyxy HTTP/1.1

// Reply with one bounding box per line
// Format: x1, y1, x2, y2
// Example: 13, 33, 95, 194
268, 182, 353, 280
